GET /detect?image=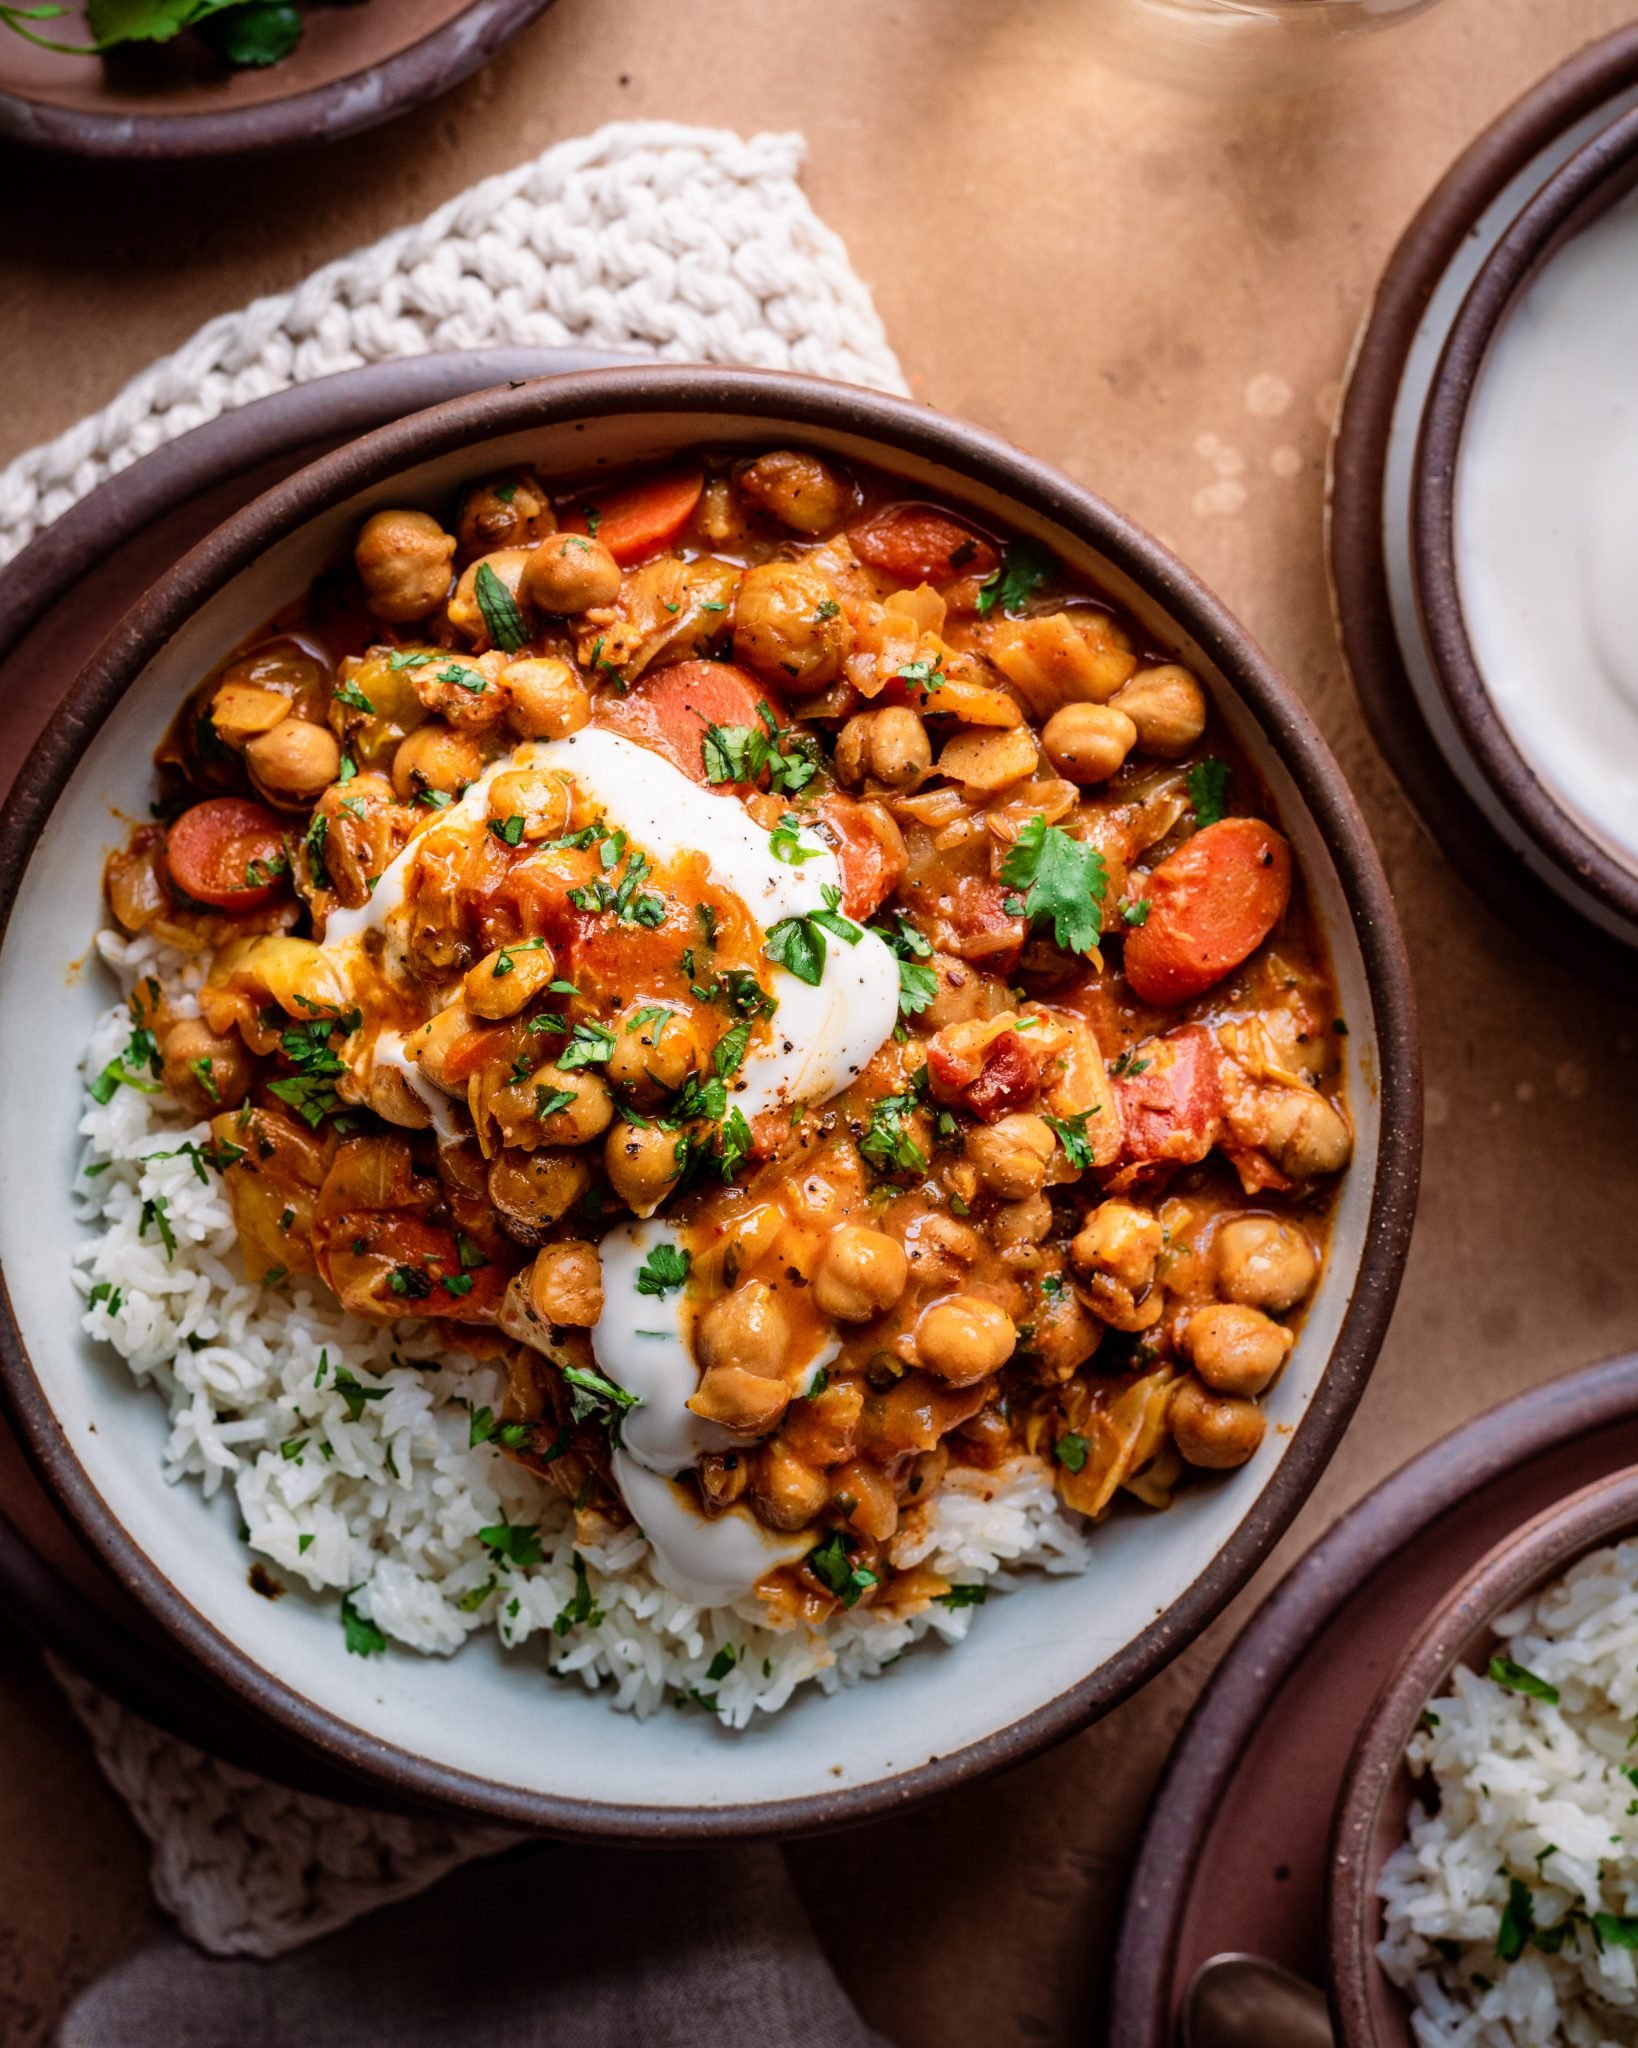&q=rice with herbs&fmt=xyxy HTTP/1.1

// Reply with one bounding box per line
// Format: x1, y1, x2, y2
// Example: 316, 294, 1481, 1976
1378, 1538, 1638, 2046
71, 929, 1090, 1724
